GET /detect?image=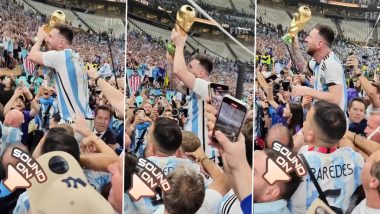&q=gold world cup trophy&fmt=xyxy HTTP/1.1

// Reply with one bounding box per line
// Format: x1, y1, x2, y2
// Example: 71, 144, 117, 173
282, 6, 311, 45
166, 5, 196, 55
33, 10, 66, 44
